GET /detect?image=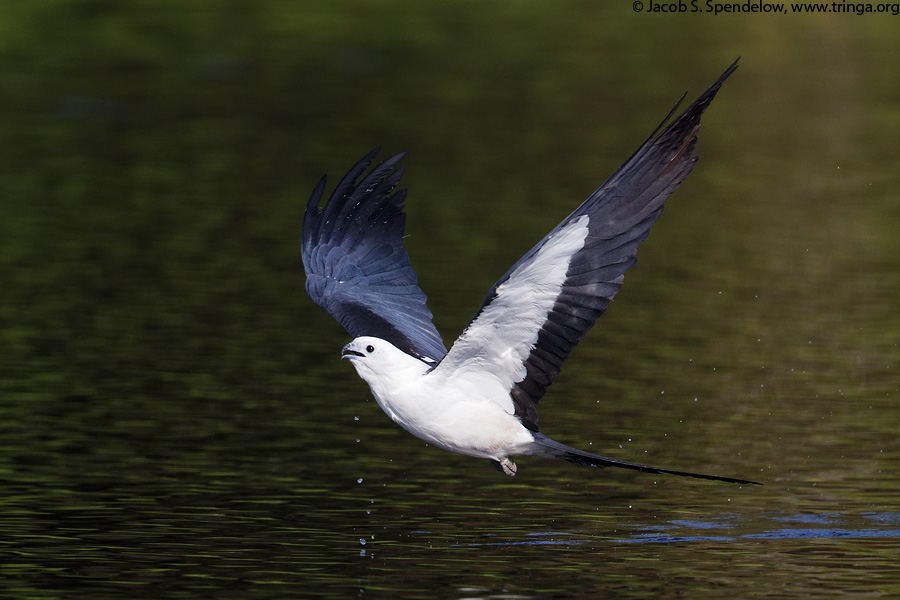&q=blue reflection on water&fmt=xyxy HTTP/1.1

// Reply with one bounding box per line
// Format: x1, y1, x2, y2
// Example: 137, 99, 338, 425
623, 512, 900, 543
464, 513, 900, 546
740, 528, 900, 540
